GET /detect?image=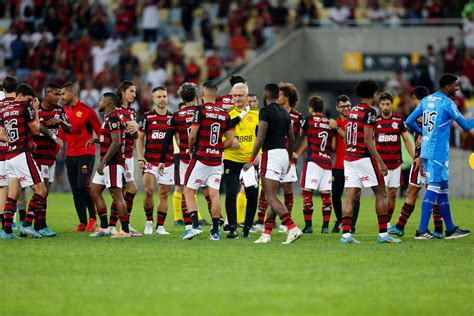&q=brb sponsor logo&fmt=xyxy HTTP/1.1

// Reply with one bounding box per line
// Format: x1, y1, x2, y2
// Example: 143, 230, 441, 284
378, 134, 398, 142
152, 131, 166, 139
